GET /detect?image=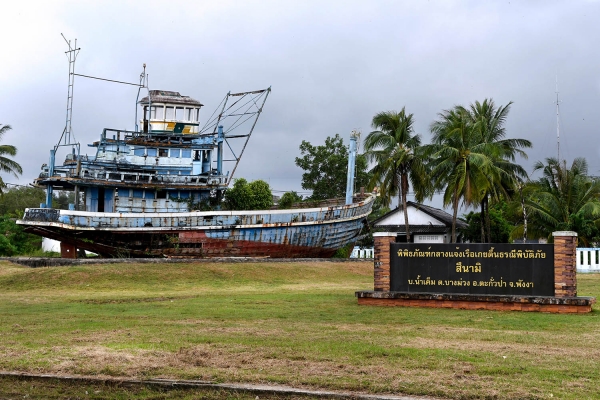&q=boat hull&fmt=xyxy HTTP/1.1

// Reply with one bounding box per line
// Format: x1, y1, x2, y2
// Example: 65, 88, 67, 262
18, 195, 374, 258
